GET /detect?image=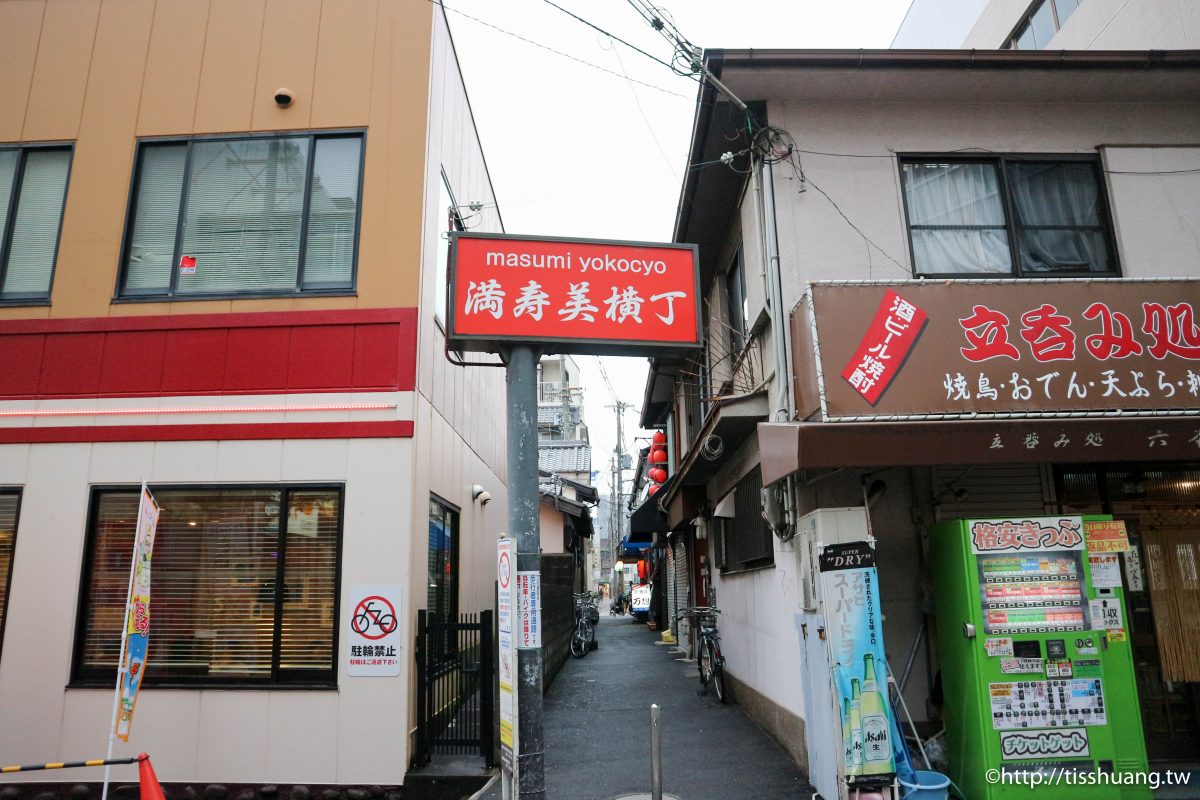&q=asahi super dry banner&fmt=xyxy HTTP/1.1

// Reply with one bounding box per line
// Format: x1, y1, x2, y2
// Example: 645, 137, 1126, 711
819, 542, 898, 780
794, 280, 1200, 420
117, 484, 159, 740
448, 233, 700, 356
